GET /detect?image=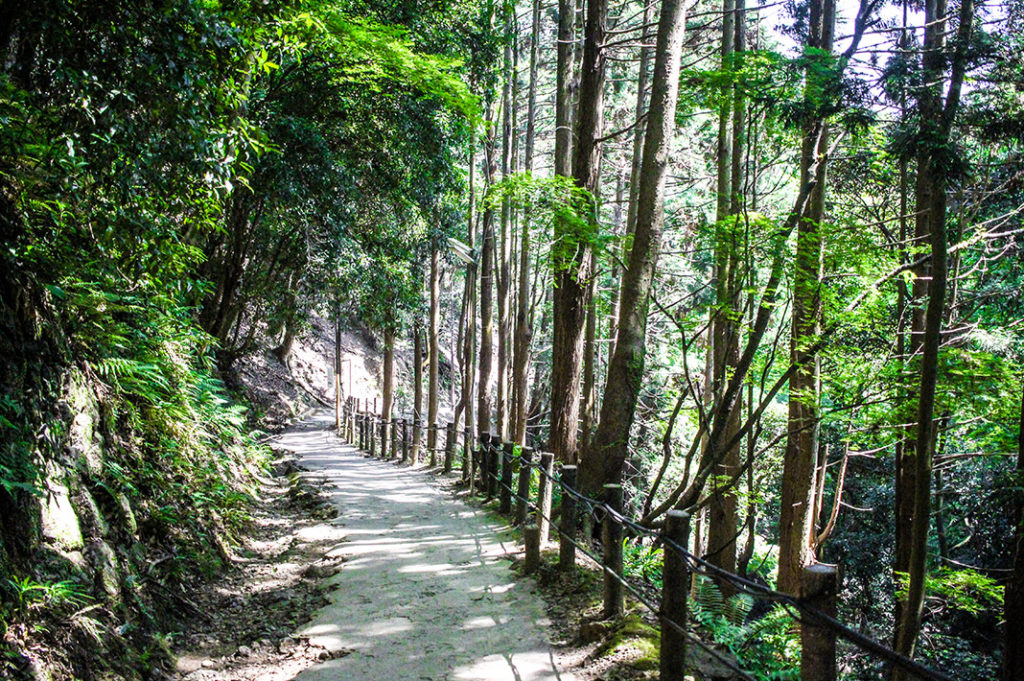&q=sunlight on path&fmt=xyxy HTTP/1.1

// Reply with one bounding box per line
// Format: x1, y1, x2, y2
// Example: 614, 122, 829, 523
272, 411, 573, 681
